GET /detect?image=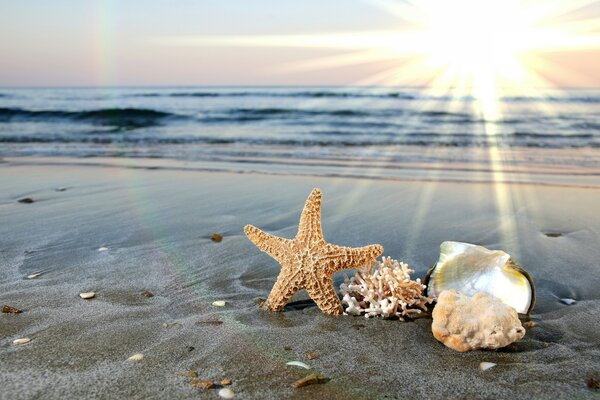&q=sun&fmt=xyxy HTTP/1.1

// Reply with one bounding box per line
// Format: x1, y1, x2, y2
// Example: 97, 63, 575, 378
419, 0, 528, 81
